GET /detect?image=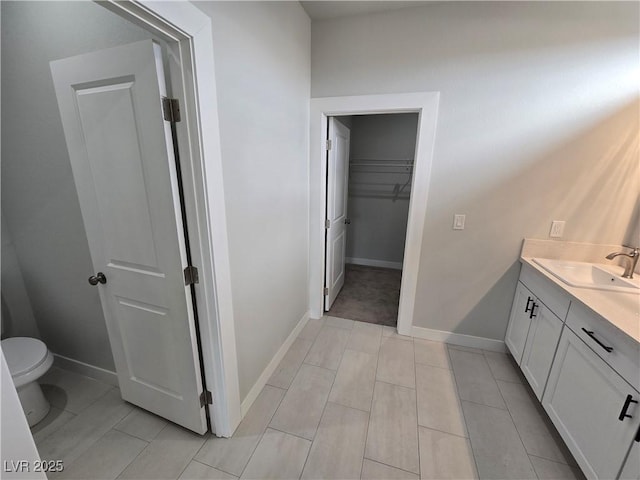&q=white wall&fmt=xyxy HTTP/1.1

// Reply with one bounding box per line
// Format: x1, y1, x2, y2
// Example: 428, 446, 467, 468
0, 351, 46, 480
194, 2, 311, 400
1, 1, 159, 370
312, 2, 640, 340
1, 212, 39, 339
346, 113, 418, 265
